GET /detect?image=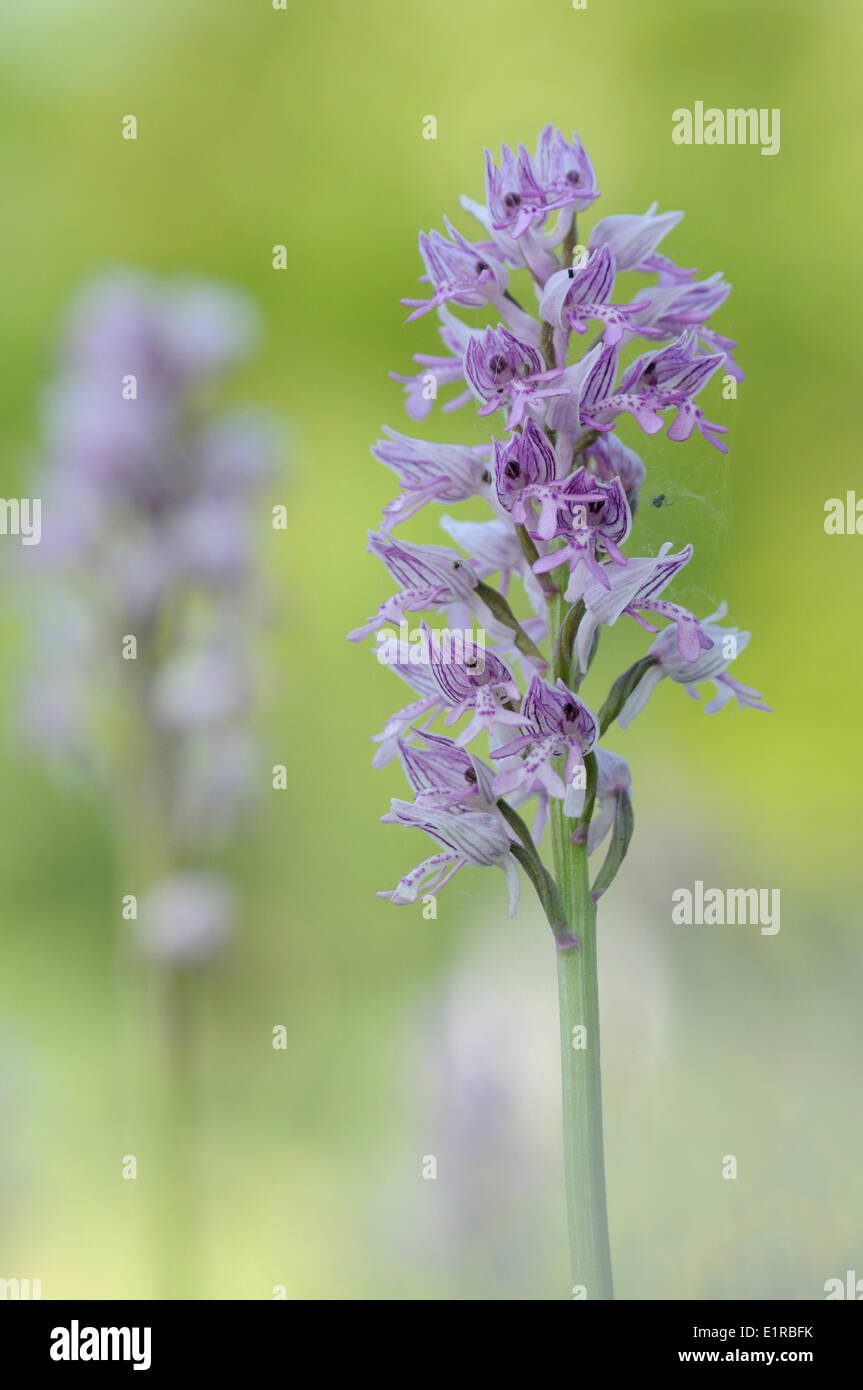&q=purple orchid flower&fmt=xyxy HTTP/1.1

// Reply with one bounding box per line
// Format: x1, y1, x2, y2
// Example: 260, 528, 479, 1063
588, 203, 690, 278
370, 645, 446, 768
483, 143, 550, 239
539, 247, 659, 347
390, 305, 479, 420
512, 466, 625, 545
464, 325, 567, 430
378, 799, 521, 914
492, 419, 558, 516
483, 128, 599, 245
533, 126, 600, 217
491, 675, 599, 808
423, 624, 525, 747
584, 433, 646, 503
480, 134, 598, 285
630, 273, 743, 381
438, 516, 526, 596
574, 541, 711, 671
527, 469, 632, 602
622, 333, 721, 396
372, 427, 491, 530
580, 333, 729, 452
541, 338, 620, 444
617, 603, 771, 726
347, 533, 480, 641
587, 749, 632, 854
402, 218, 510, 322
396, 730, 498, 811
